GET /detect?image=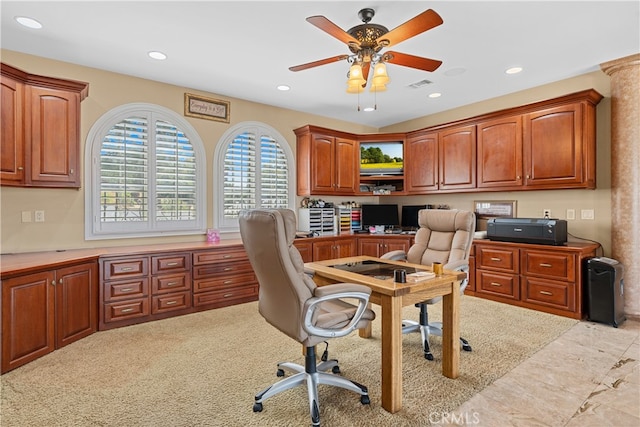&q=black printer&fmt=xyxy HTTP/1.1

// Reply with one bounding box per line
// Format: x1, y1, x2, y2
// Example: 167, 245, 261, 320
486, 218, 567, 245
